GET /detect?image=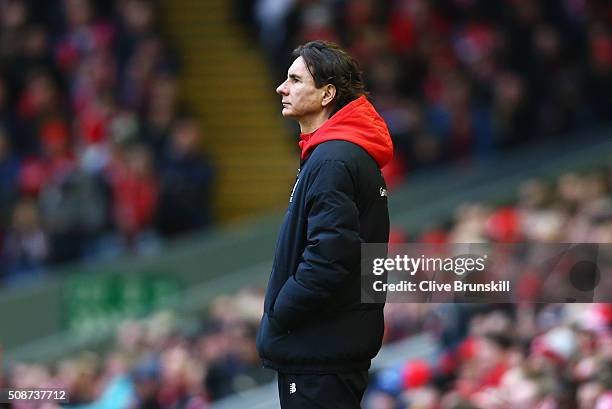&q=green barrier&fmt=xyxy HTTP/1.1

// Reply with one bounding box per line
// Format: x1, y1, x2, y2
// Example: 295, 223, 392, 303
63, 273, 180, 334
